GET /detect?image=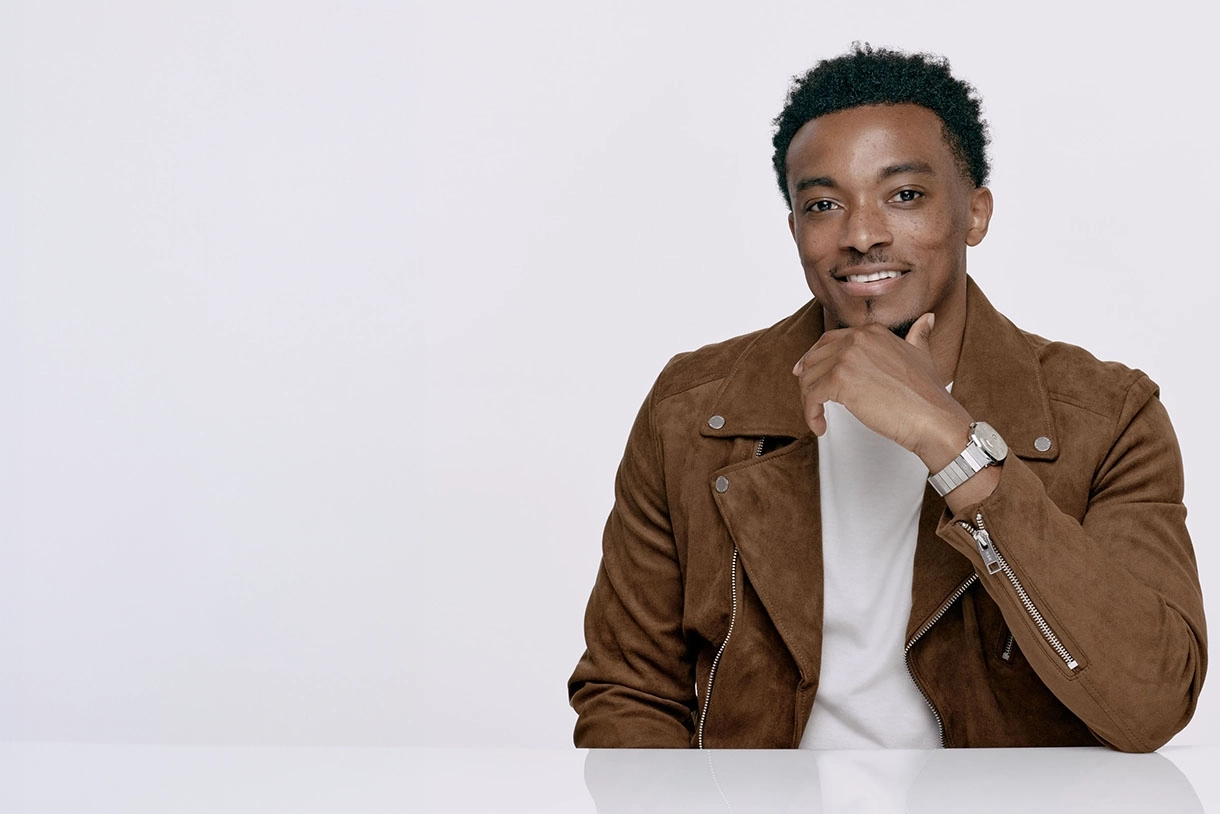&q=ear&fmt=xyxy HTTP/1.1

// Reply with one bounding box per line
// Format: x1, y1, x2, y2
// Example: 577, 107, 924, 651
965, 186, 993, 247
788, 210, 796, 241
